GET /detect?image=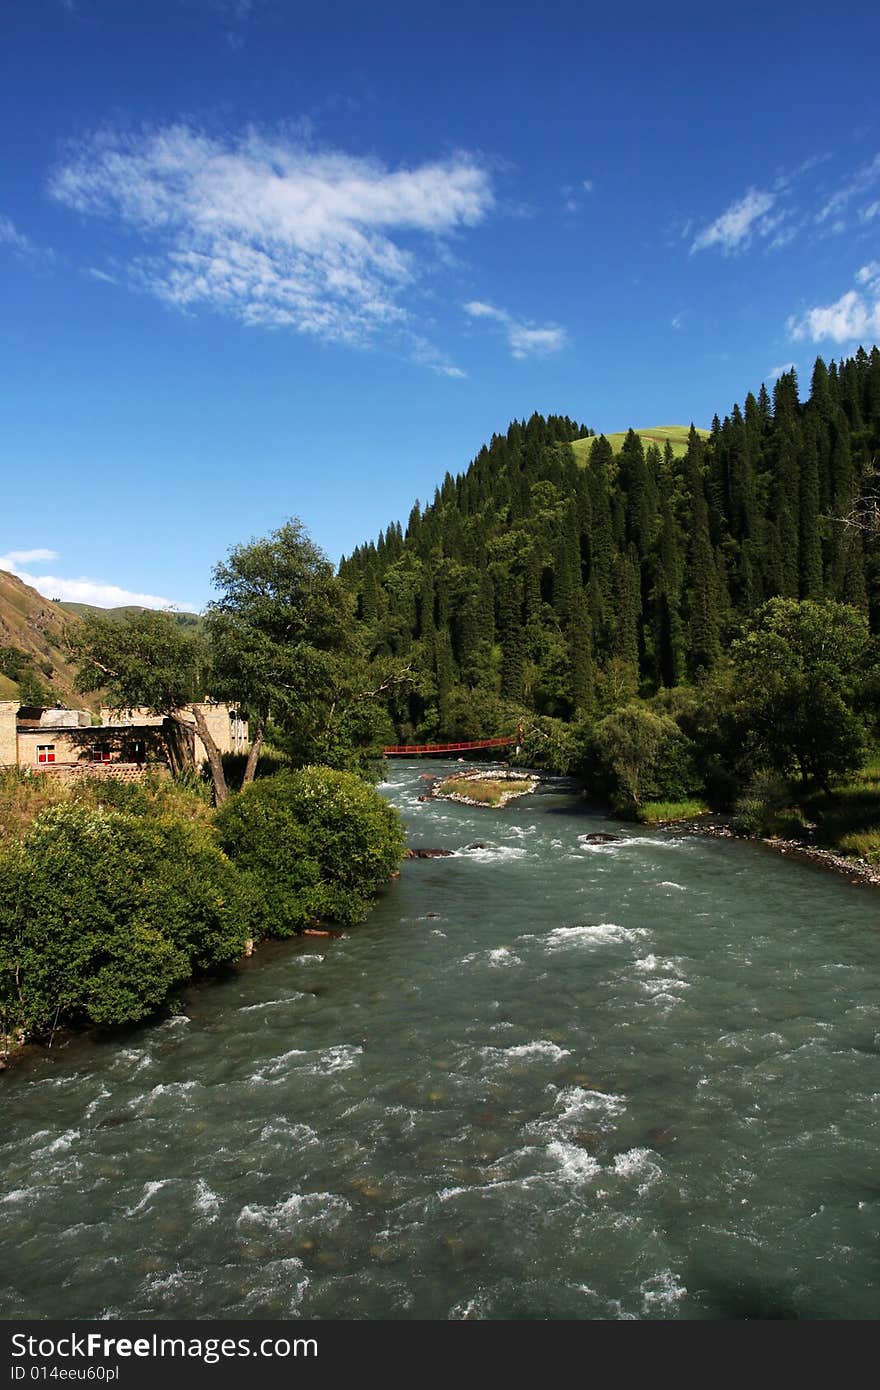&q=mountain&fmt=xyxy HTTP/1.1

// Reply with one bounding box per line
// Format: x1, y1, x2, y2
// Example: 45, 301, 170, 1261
58, 602, 203, 633
339, 350, 880, 743
0, 571, 90, 706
